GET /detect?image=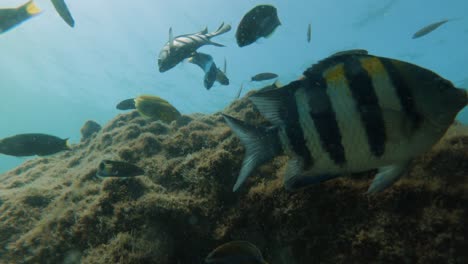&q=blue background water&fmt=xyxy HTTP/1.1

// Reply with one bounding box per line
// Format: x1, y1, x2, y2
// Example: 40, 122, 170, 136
1, 0, 467, 173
